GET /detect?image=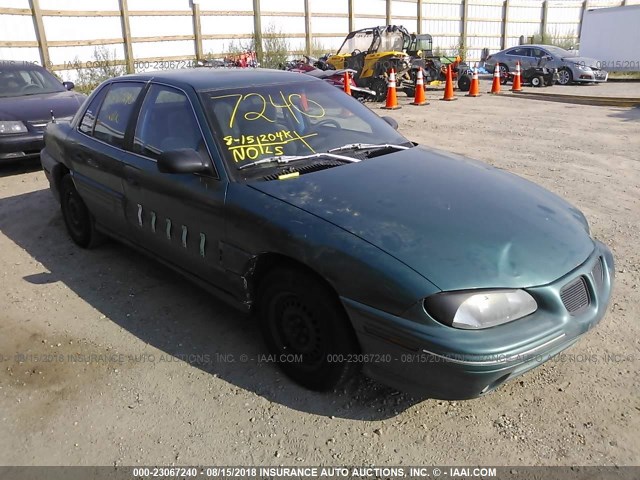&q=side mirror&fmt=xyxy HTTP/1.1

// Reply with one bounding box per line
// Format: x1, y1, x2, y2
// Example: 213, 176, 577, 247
158, 149, 210, 174
382, 116, 399, 130
62, 81, 75, 91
